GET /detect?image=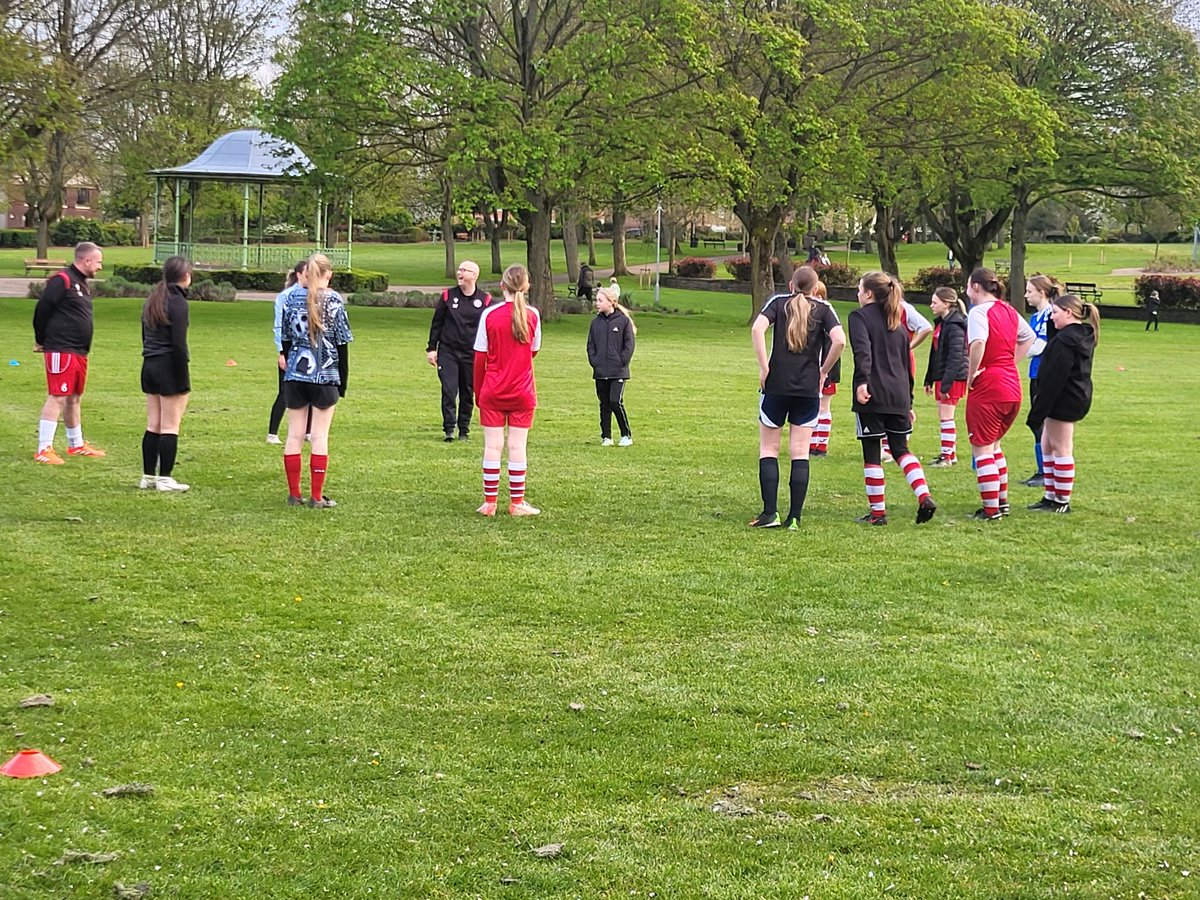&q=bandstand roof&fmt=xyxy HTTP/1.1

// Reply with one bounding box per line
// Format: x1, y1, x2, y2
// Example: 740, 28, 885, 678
149, 129, 313, 183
